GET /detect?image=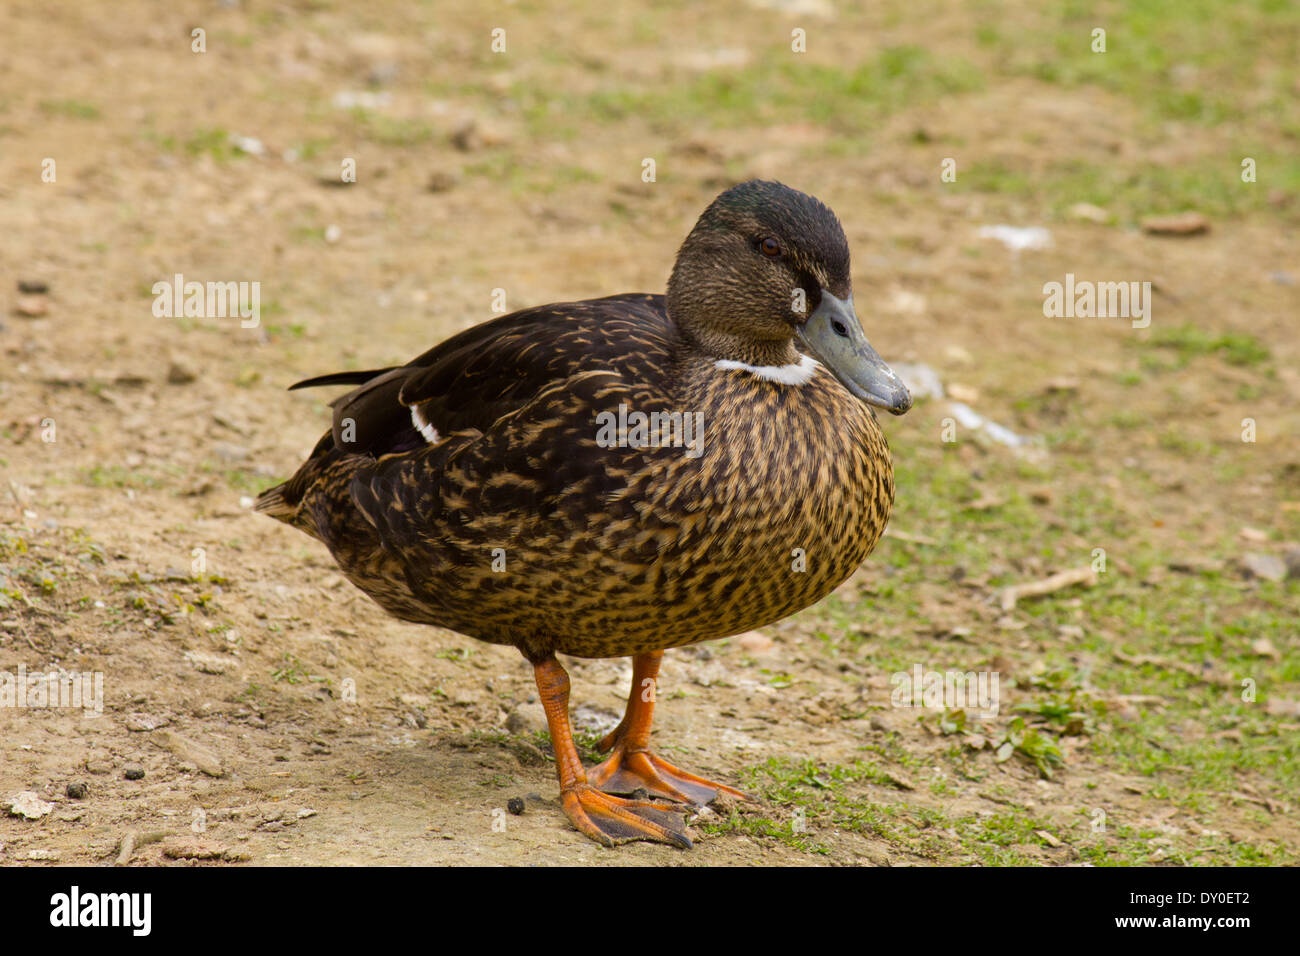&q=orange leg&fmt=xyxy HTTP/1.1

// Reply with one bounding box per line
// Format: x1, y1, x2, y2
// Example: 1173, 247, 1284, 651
588, 651, 752, 806
531, 656, 691, 848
